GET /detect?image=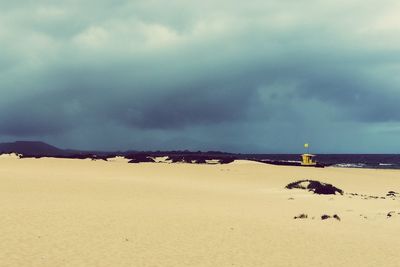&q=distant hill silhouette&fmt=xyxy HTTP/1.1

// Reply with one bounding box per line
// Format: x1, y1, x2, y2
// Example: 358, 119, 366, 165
0, 141, 65, 156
